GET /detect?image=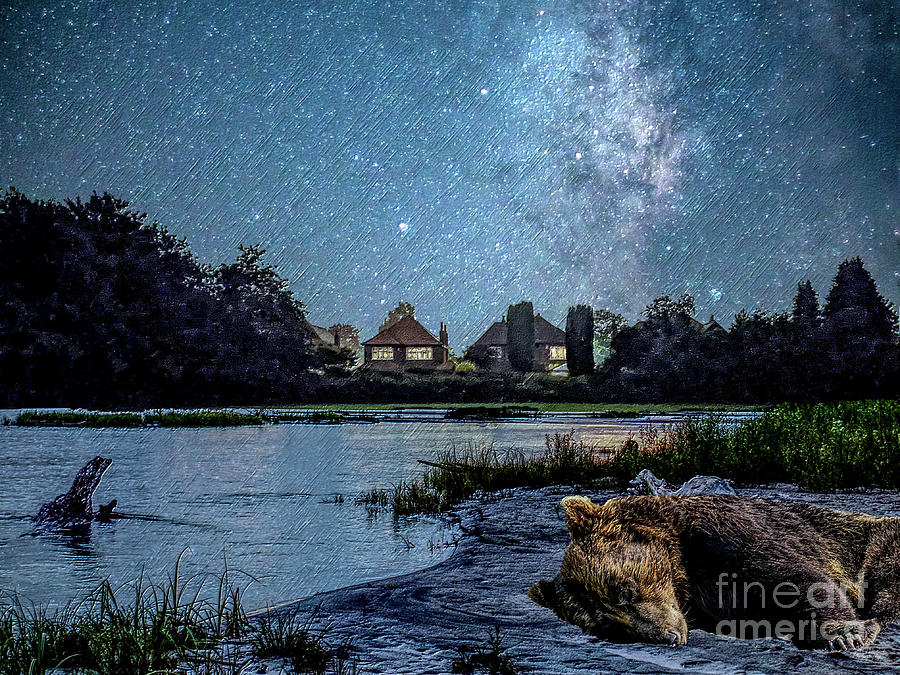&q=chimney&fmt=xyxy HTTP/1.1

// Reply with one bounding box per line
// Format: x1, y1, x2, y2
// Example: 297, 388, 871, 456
439, 322, 448, 346
333, 328, 340, 347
